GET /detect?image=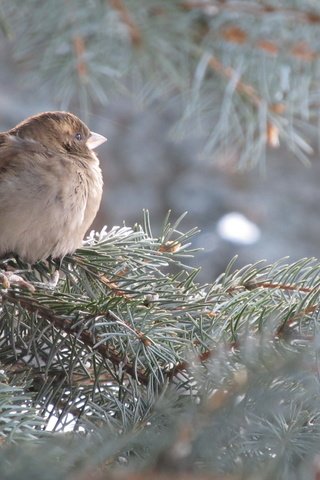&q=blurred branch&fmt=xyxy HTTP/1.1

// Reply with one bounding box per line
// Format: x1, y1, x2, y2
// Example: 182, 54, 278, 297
109, 0, 142, 46
181, 0, 320, 24
72, 35, 89, 81
2, 0, 320, 165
